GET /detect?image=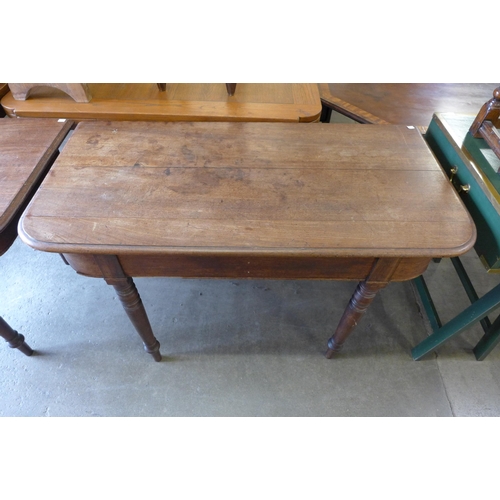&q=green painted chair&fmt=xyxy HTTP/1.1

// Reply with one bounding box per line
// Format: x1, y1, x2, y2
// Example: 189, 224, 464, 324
412, 87, 500, 360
